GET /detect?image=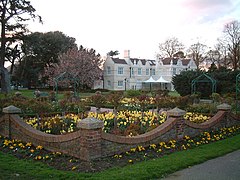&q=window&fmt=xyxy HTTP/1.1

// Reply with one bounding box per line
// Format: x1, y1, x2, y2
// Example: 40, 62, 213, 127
118, 81, 123, 87
107, 80, 111, 87
146, 68, 149, 75
138, 68, 142, 75
107, 66, 111, 74
118, 67, 124, 74
173, 68, 176, 75
131, 67, 134, 75
152, 69, 156, 75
